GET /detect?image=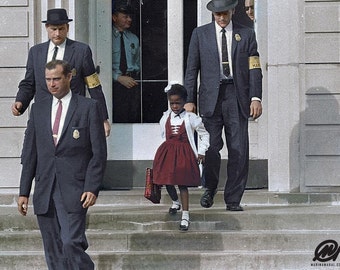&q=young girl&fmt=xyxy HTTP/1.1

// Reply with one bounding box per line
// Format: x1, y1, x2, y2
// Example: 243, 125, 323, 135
153, 83, 209, 231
